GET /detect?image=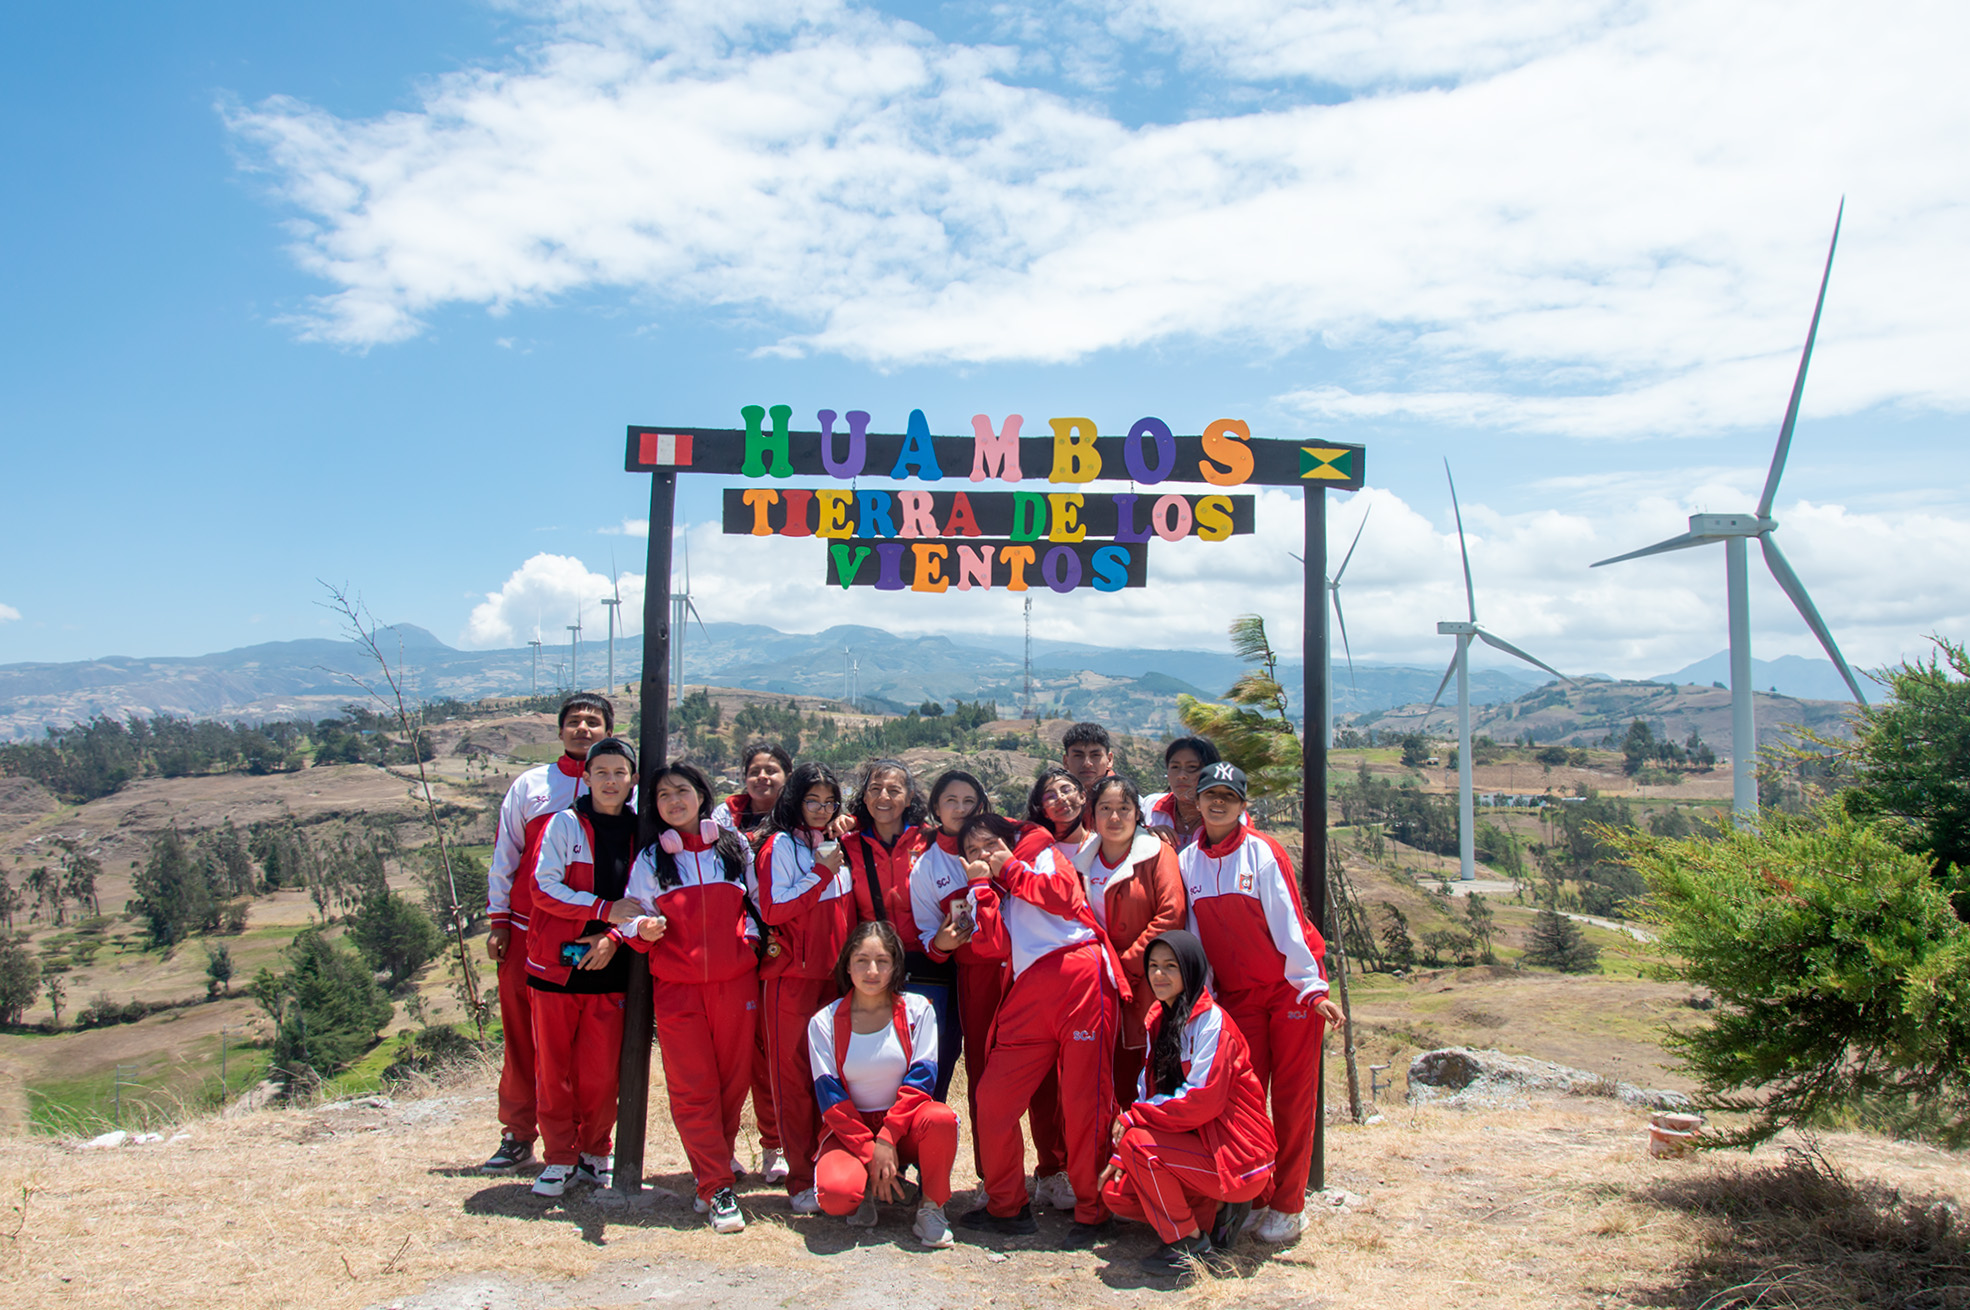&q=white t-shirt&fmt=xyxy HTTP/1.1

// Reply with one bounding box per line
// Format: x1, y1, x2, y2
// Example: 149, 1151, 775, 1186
843, 1023, 908, 1112
1083, 850, 1127, 930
